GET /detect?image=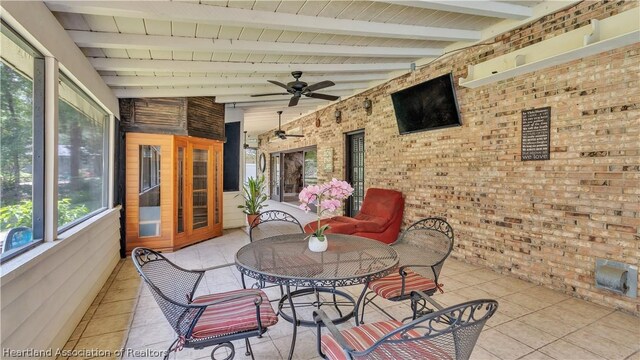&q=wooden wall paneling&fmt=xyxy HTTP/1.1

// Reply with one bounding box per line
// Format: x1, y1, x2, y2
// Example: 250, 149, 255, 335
187, 97, 225, 141
120, 98, 188, 135
119, 97, 225, 140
